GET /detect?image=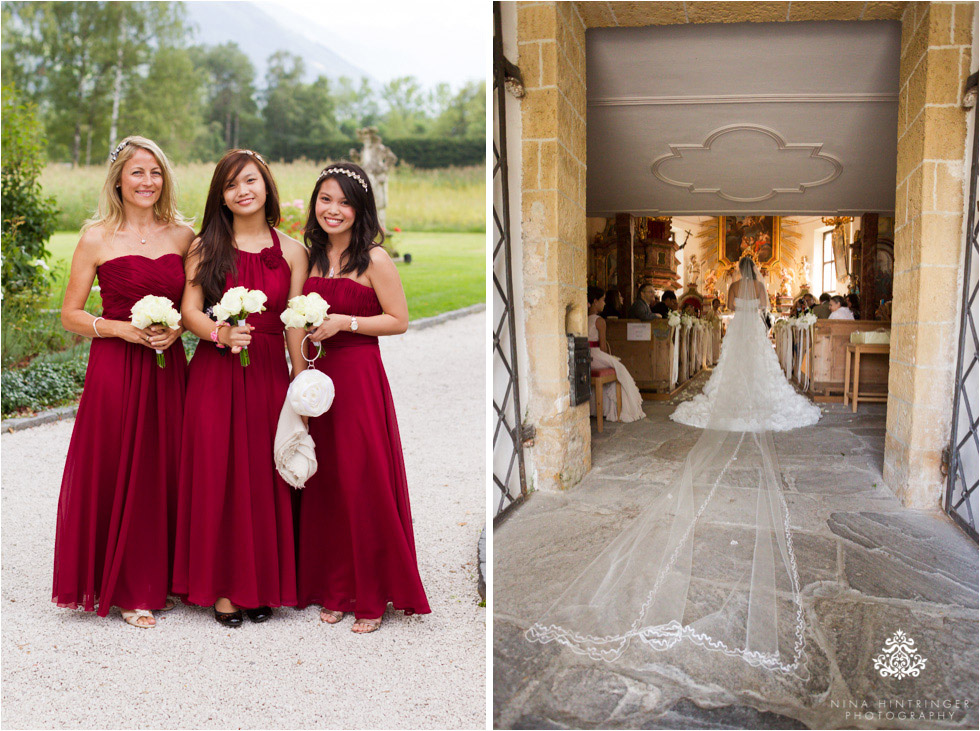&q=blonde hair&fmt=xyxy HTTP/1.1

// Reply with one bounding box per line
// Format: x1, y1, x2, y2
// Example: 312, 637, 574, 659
82, 135, 189, 235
